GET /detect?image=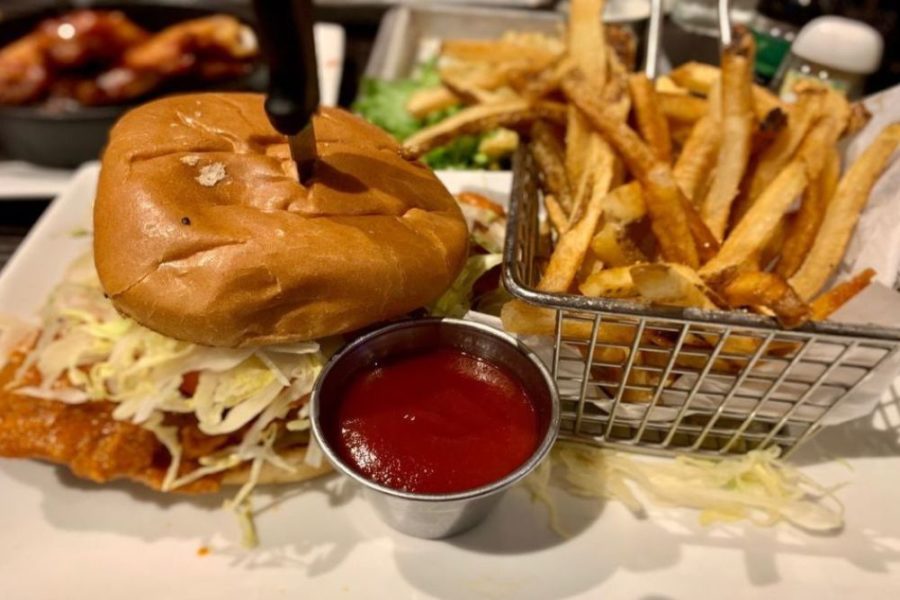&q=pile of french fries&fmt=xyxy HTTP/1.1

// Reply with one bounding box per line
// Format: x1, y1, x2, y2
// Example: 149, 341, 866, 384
401, 0, 899, 338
